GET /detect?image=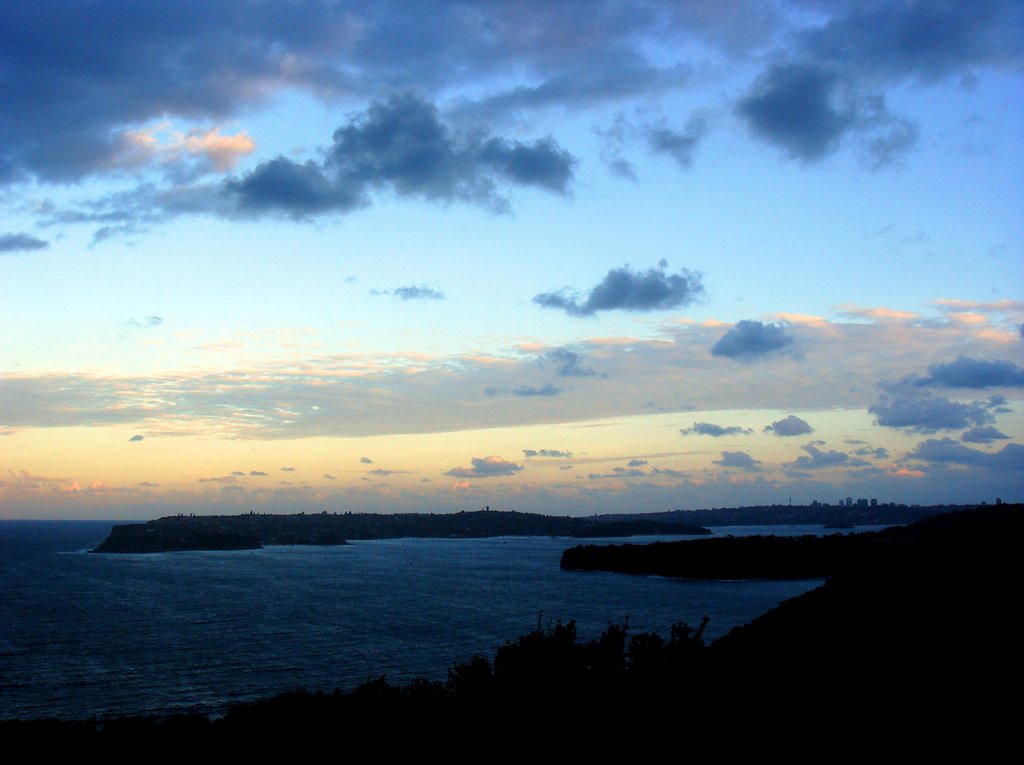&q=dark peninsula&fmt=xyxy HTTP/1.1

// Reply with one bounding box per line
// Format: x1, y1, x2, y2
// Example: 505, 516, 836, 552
561, 501, 1022, 580
93, 509, 710, 553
